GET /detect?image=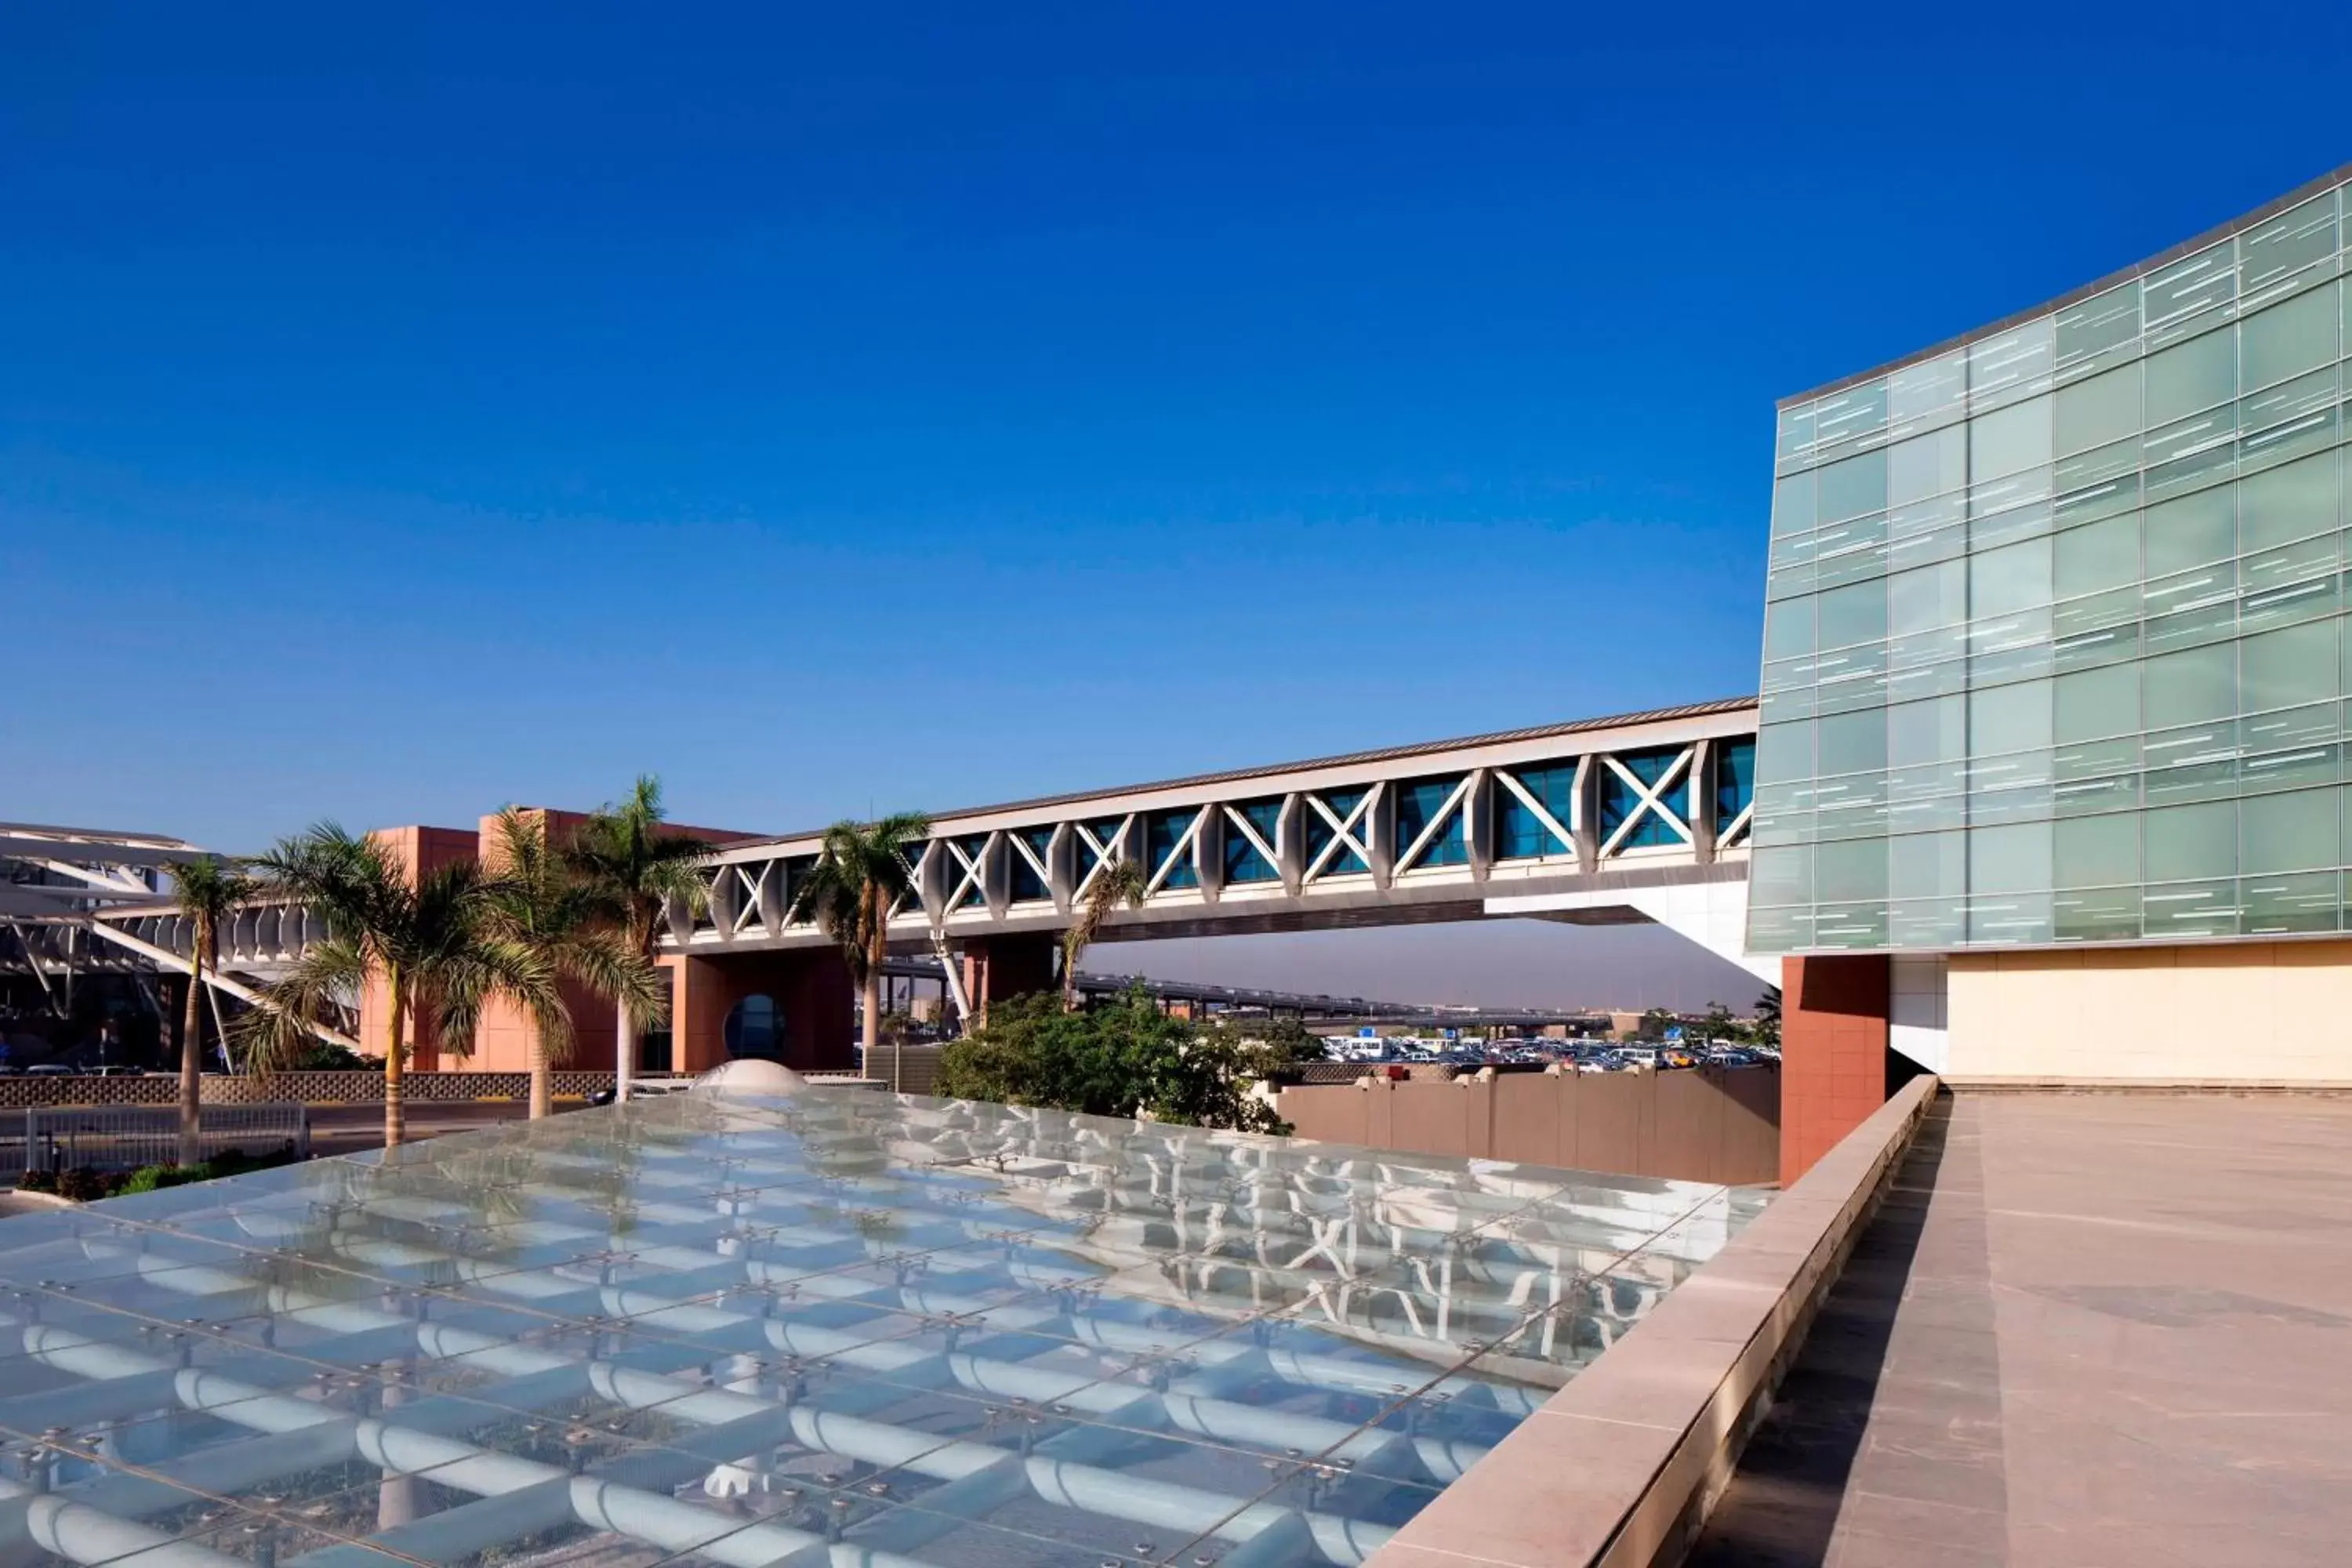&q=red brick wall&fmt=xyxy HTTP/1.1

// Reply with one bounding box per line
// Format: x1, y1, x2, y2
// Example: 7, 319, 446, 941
1778, 953, 1890, 1186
